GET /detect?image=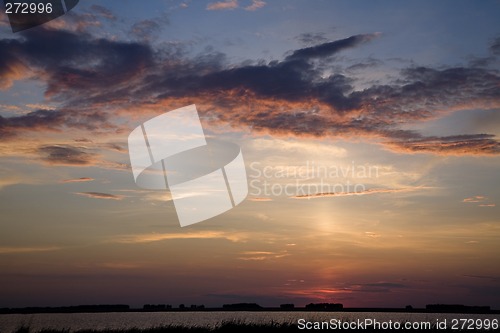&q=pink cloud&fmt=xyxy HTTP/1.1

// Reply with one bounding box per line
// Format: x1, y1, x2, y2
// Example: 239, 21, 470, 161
207, 0, 238, 11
